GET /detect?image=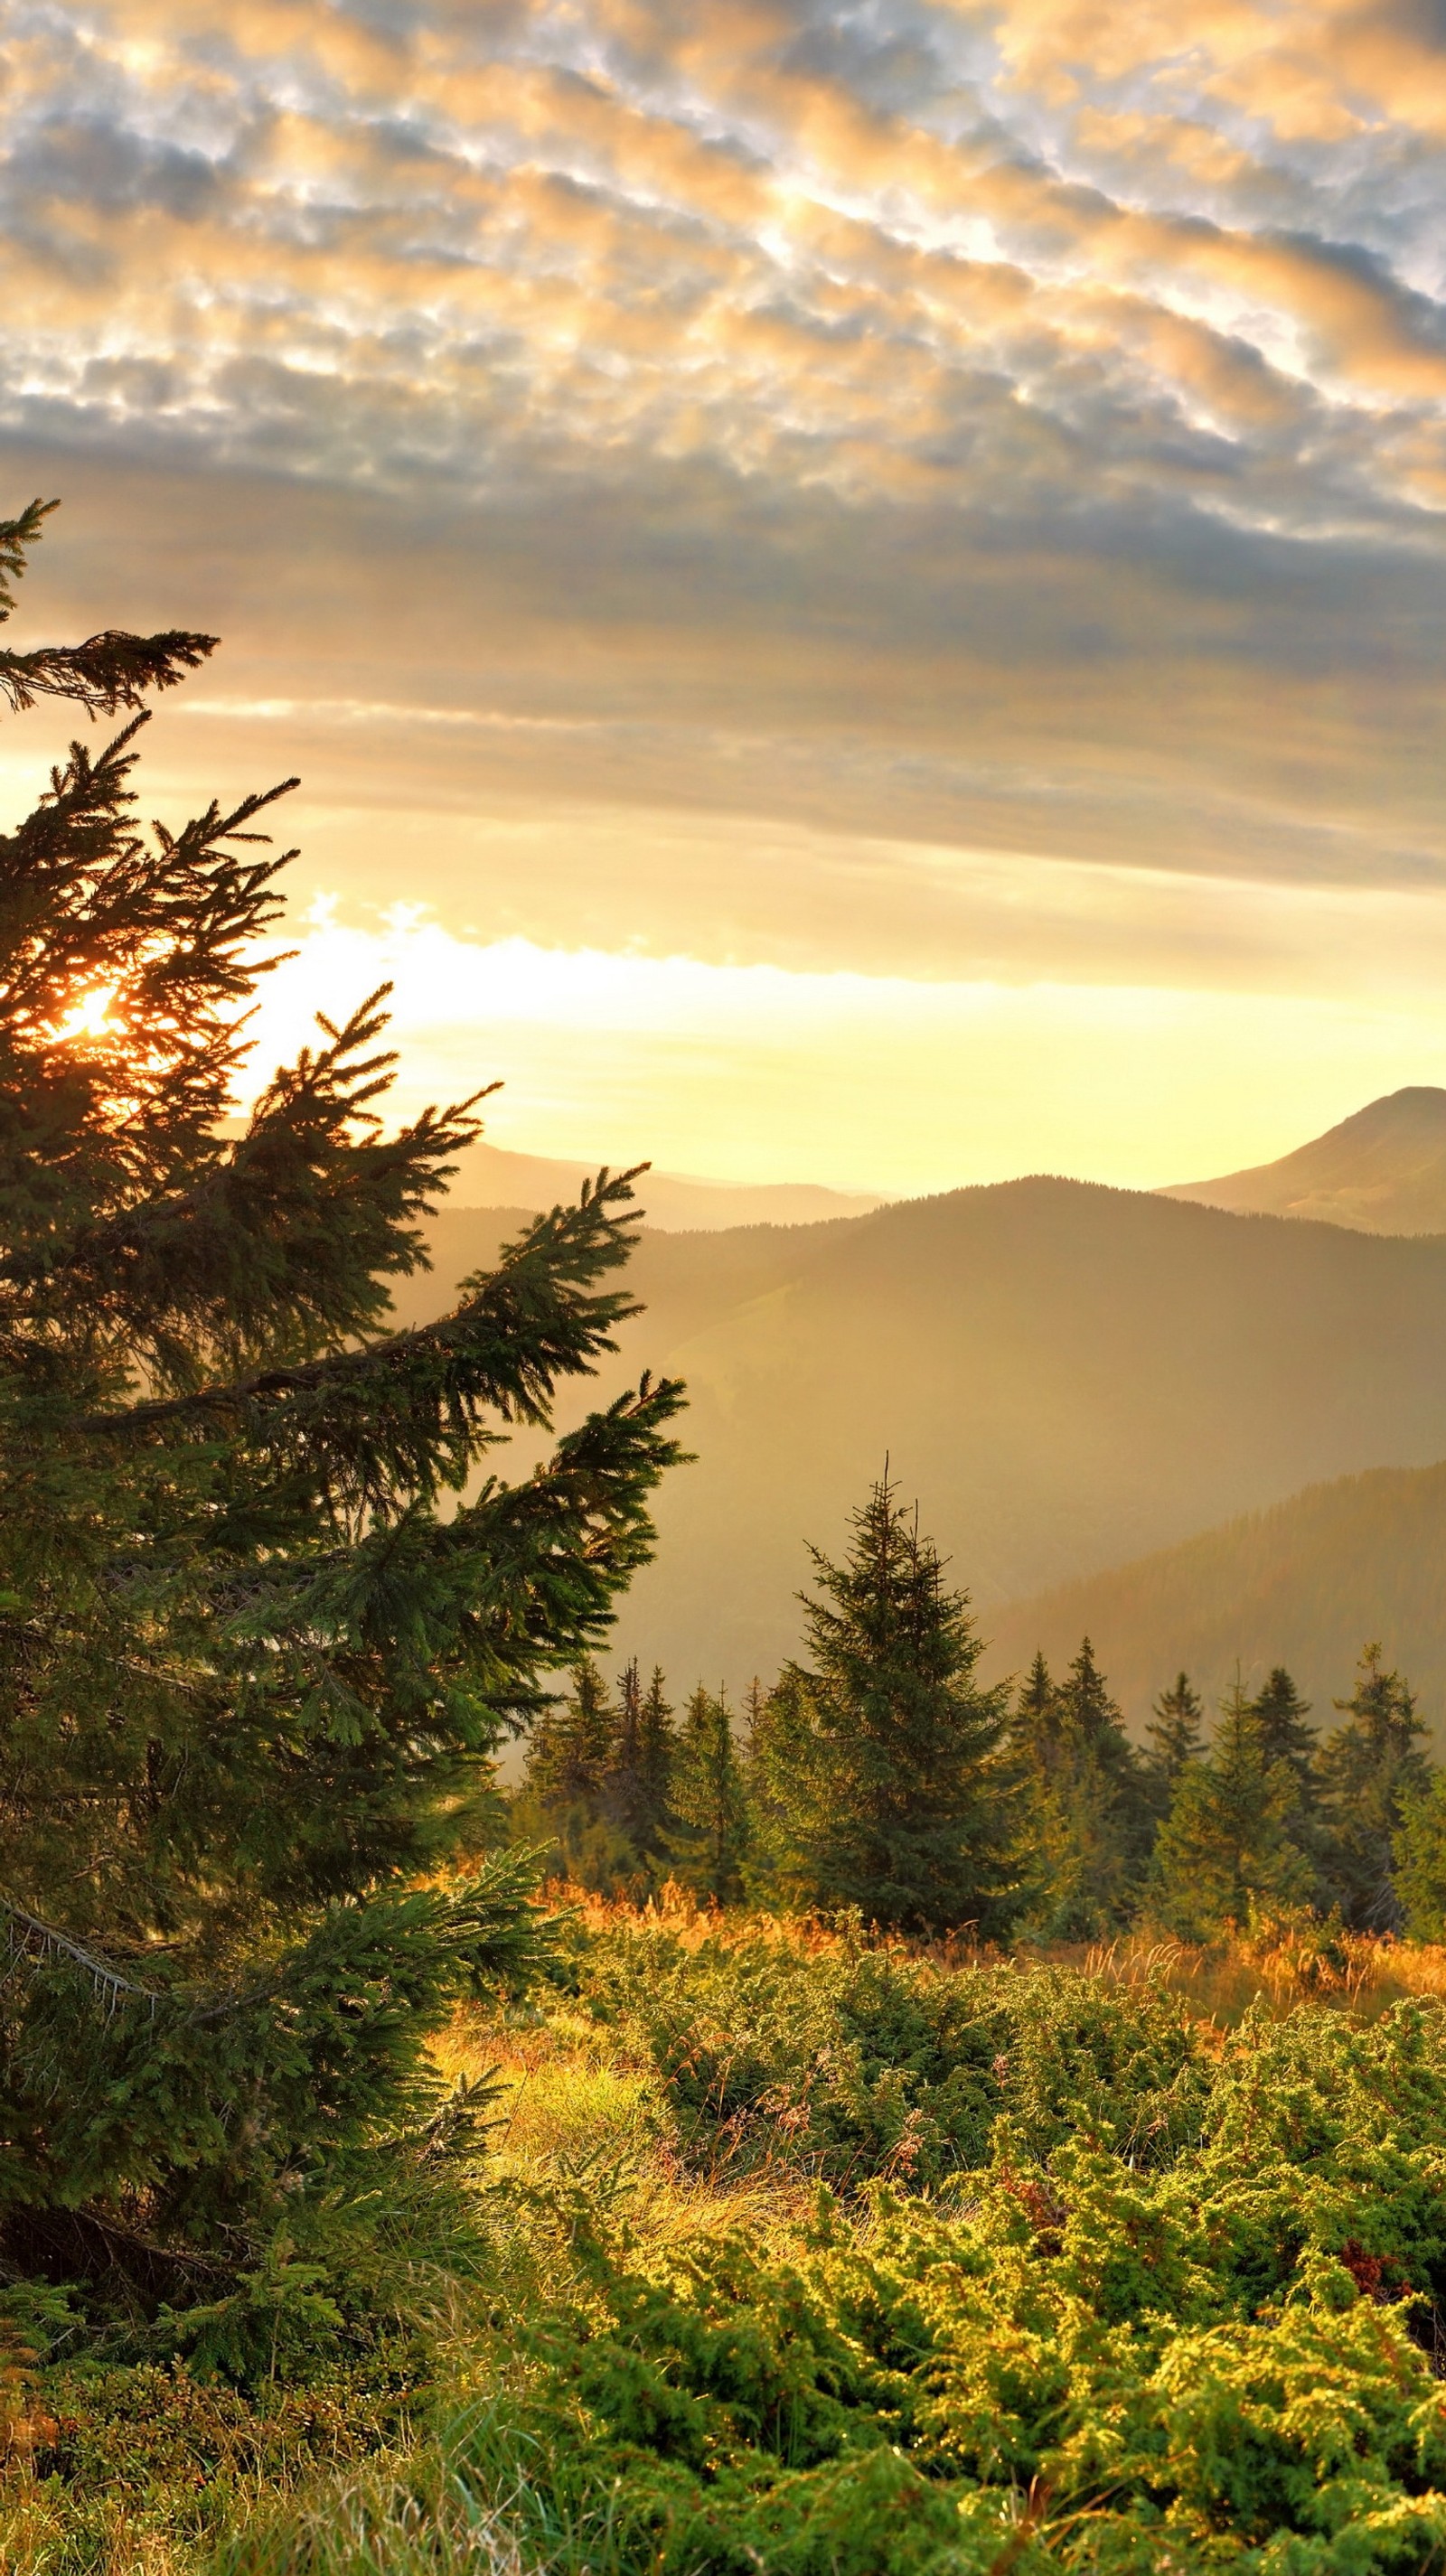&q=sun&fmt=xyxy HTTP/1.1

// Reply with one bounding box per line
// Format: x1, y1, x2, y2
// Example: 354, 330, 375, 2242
54, 982, 120, 1044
